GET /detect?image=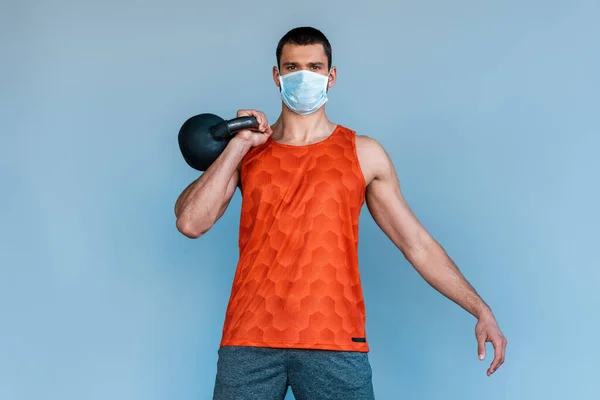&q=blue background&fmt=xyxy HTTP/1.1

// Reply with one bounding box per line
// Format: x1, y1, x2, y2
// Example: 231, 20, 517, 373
2, 0, 599, 399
